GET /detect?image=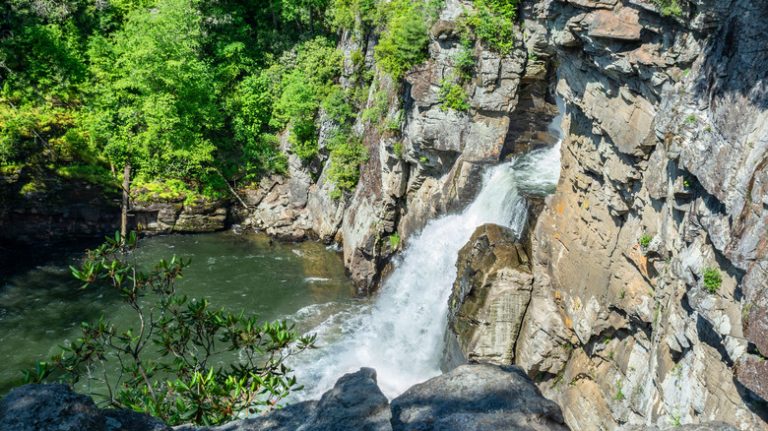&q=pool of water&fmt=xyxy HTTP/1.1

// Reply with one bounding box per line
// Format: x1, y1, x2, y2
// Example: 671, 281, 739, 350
0, 231, 358, 396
